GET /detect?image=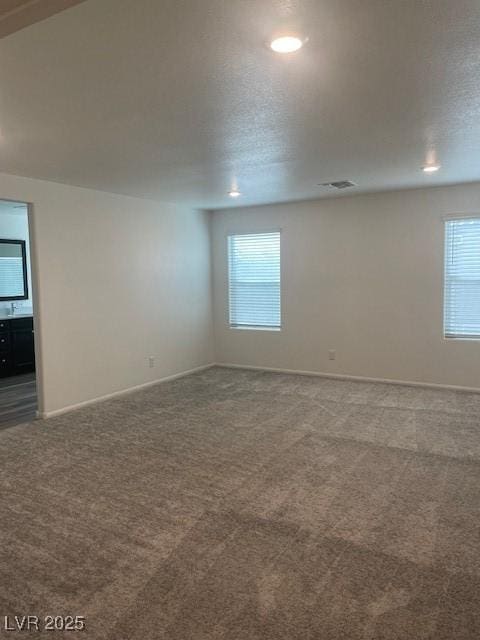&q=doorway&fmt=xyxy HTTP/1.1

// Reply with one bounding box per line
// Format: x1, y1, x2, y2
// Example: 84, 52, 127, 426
0, 199, 36, 429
